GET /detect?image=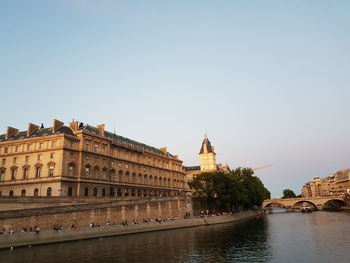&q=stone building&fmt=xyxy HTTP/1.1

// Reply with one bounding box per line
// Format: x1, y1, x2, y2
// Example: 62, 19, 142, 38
301, 169, 350, 197
185, 135, 230, 183
0, 119, 186, 197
